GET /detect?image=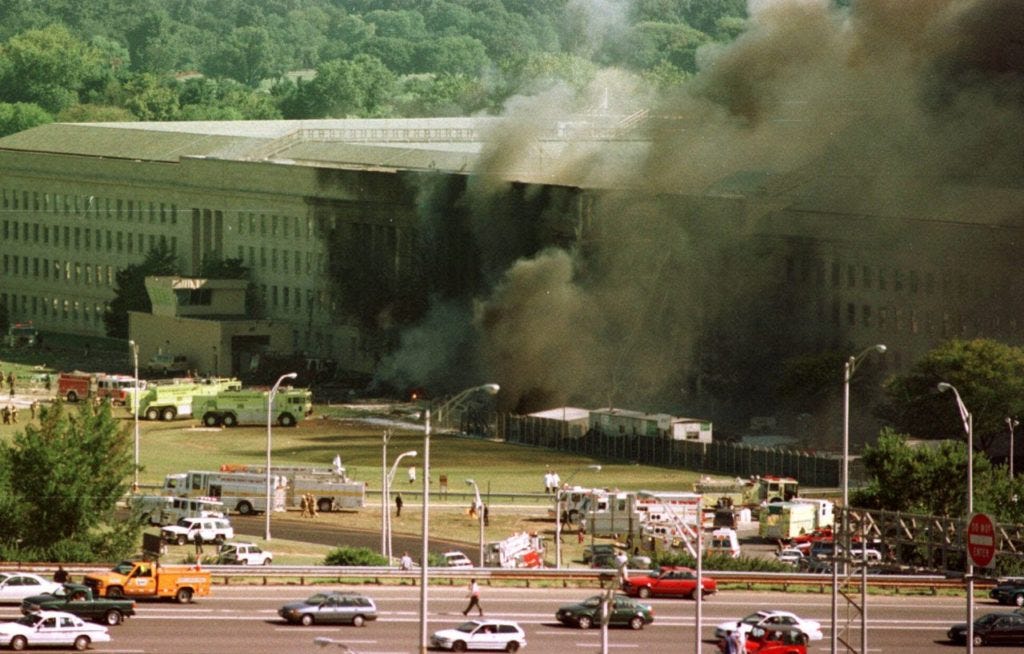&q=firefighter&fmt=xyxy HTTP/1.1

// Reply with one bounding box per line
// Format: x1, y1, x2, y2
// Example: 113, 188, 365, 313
300, 493, 311, 518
